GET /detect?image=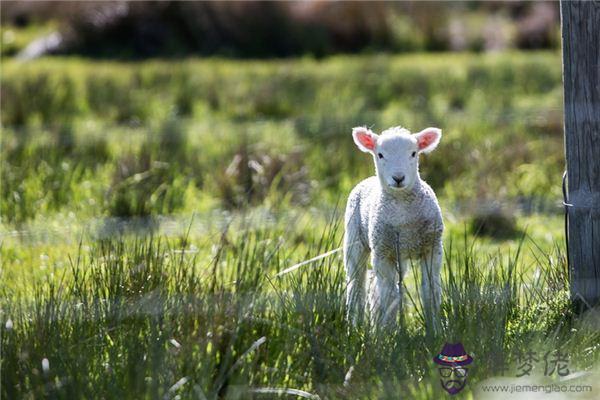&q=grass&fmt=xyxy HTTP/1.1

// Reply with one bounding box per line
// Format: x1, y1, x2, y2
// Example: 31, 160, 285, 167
2, 220, 599, 399
1, 52, 565, 224
2, 50, 597, 398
